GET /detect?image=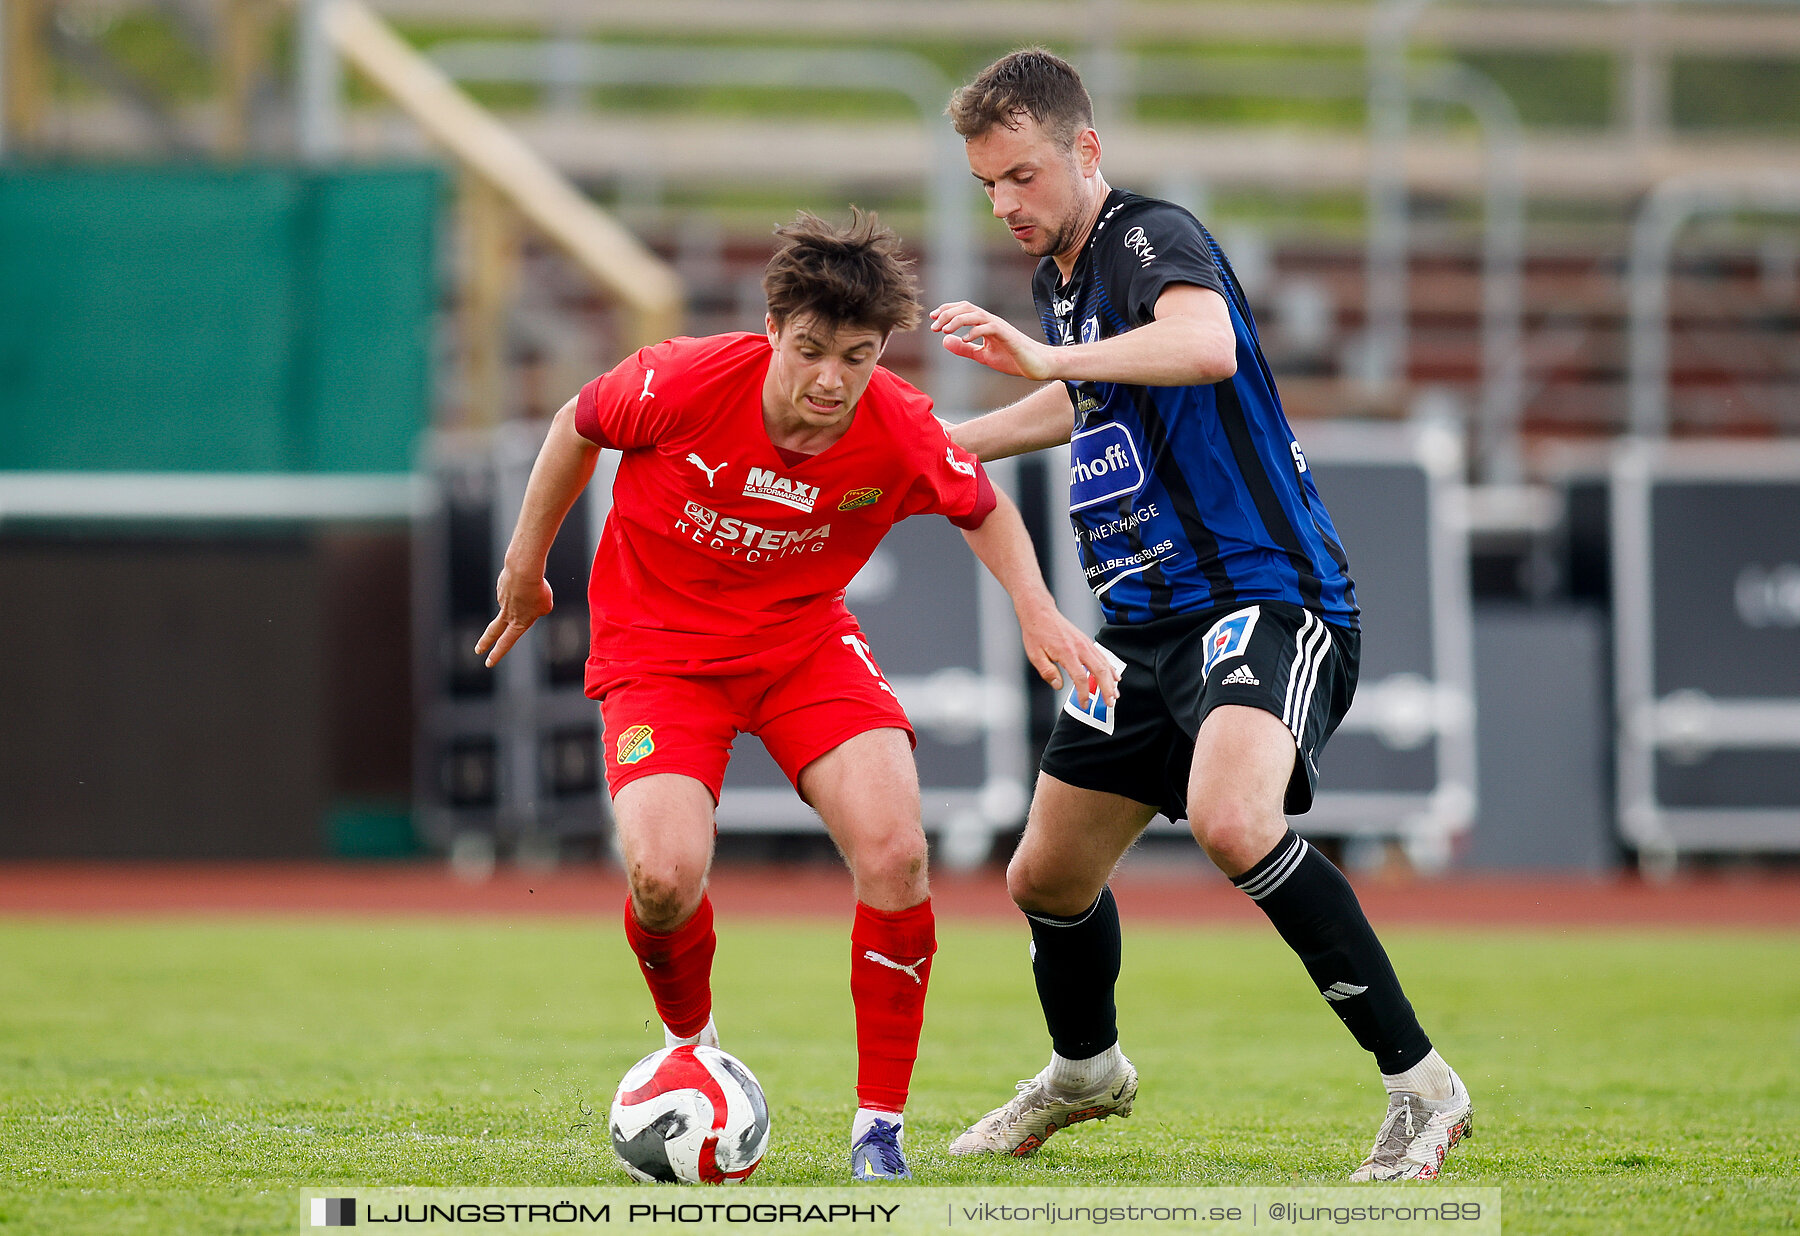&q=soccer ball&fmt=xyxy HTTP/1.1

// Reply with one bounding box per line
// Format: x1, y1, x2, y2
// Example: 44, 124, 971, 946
608, 1045, 770, 1183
